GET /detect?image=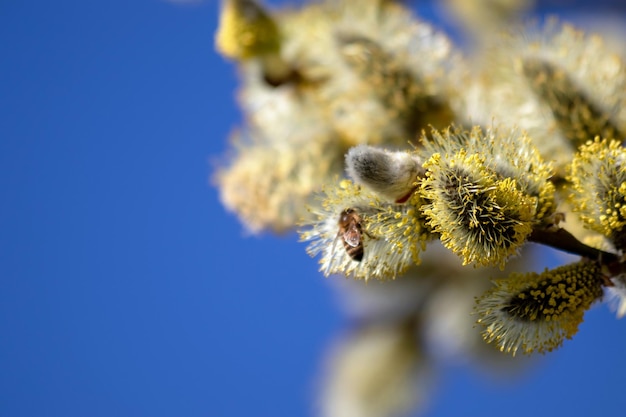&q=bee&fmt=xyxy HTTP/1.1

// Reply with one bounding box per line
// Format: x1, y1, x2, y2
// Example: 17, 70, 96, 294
338, 208, 366, 262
